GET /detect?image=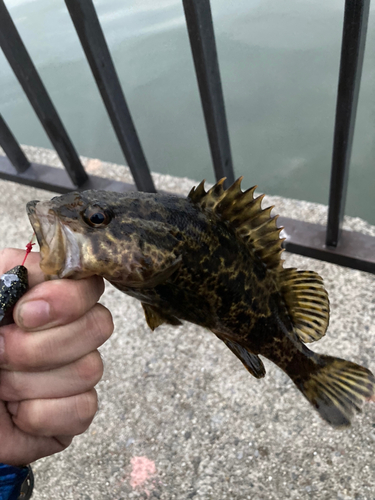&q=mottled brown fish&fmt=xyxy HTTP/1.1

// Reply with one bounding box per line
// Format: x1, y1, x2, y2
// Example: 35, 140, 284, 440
26, 178, 374, 427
